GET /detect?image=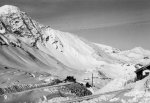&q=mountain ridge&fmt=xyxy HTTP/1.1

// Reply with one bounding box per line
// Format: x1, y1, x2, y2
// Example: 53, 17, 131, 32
0, 5, 150, 95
